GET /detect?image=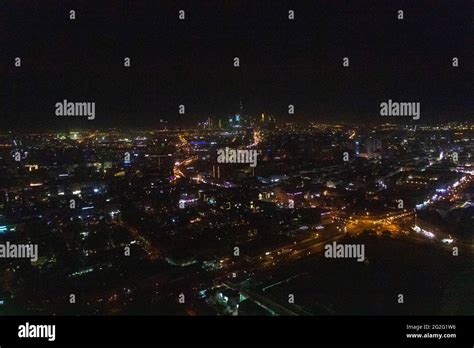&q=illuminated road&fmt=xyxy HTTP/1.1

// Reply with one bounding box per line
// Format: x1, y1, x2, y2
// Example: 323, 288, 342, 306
113, 221, 161, 261
215, 227, 345, 283
224, 282, 308, 316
